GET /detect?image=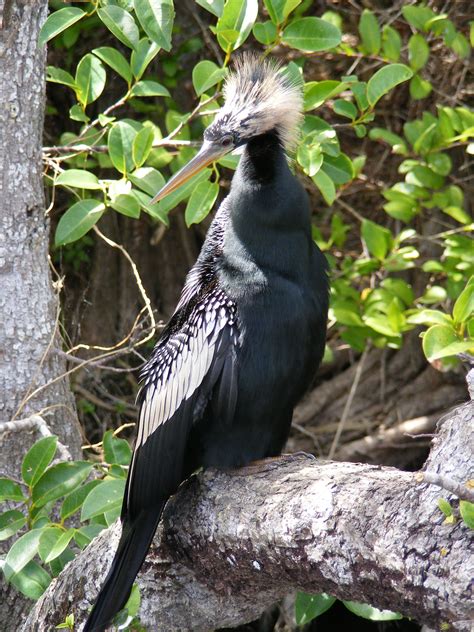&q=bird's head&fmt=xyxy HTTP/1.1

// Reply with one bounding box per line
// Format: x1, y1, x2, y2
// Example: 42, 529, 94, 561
152, 54, 303, 203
